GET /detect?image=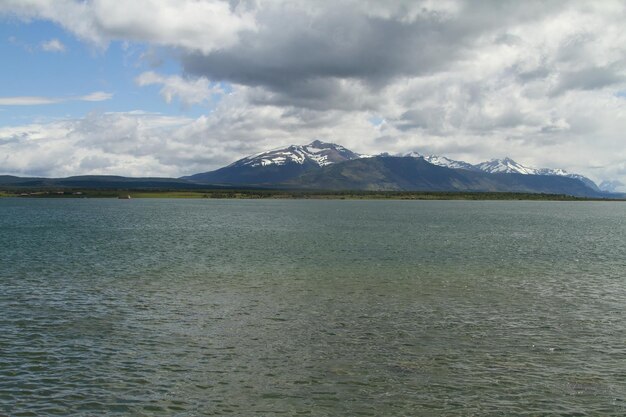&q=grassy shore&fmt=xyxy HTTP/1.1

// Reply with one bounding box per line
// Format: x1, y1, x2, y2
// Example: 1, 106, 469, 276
0, 189, 621, 201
